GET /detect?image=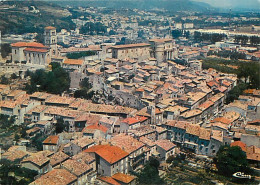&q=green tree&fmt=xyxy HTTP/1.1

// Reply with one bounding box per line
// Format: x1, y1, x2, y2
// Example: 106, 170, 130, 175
14, 133, 20, 142
35, 33, 44, 43
134, 157, 164, 185
0, 159, 37, 184
25, 62, 70, 94
172, 29, 183, 39
55, 117, 69, 134
0, 75, 9, 85
214, 145, 251, 177
1, 43, 11, 58
66, 51, 96, 59
74, 77, 94, 100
